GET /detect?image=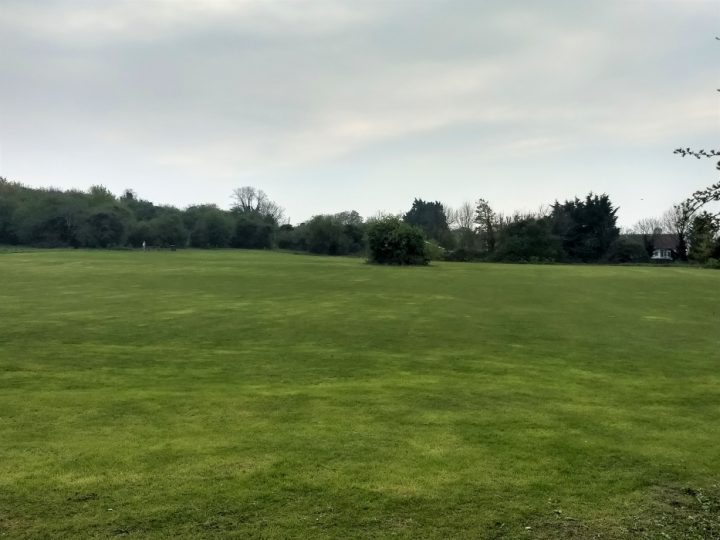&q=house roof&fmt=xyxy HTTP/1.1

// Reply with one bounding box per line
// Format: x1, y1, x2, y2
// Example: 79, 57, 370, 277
653, 234, 679, 250
622, 233, 679, 250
